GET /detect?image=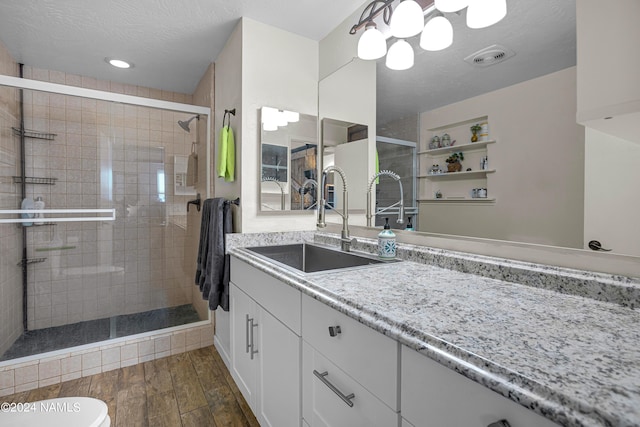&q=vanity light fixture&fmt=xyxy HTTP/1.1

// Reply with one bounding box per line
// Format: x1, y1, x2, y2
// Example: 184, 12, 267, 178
105, 58, 133, 69
350, 0, 507, 70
